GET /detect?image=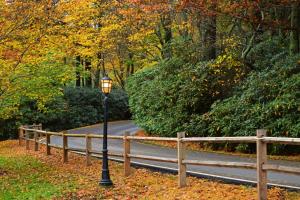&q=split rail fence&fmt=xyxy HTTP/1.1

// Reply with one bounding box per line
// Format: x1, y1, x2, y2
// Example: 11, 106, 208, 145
19, 124, 300, 200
